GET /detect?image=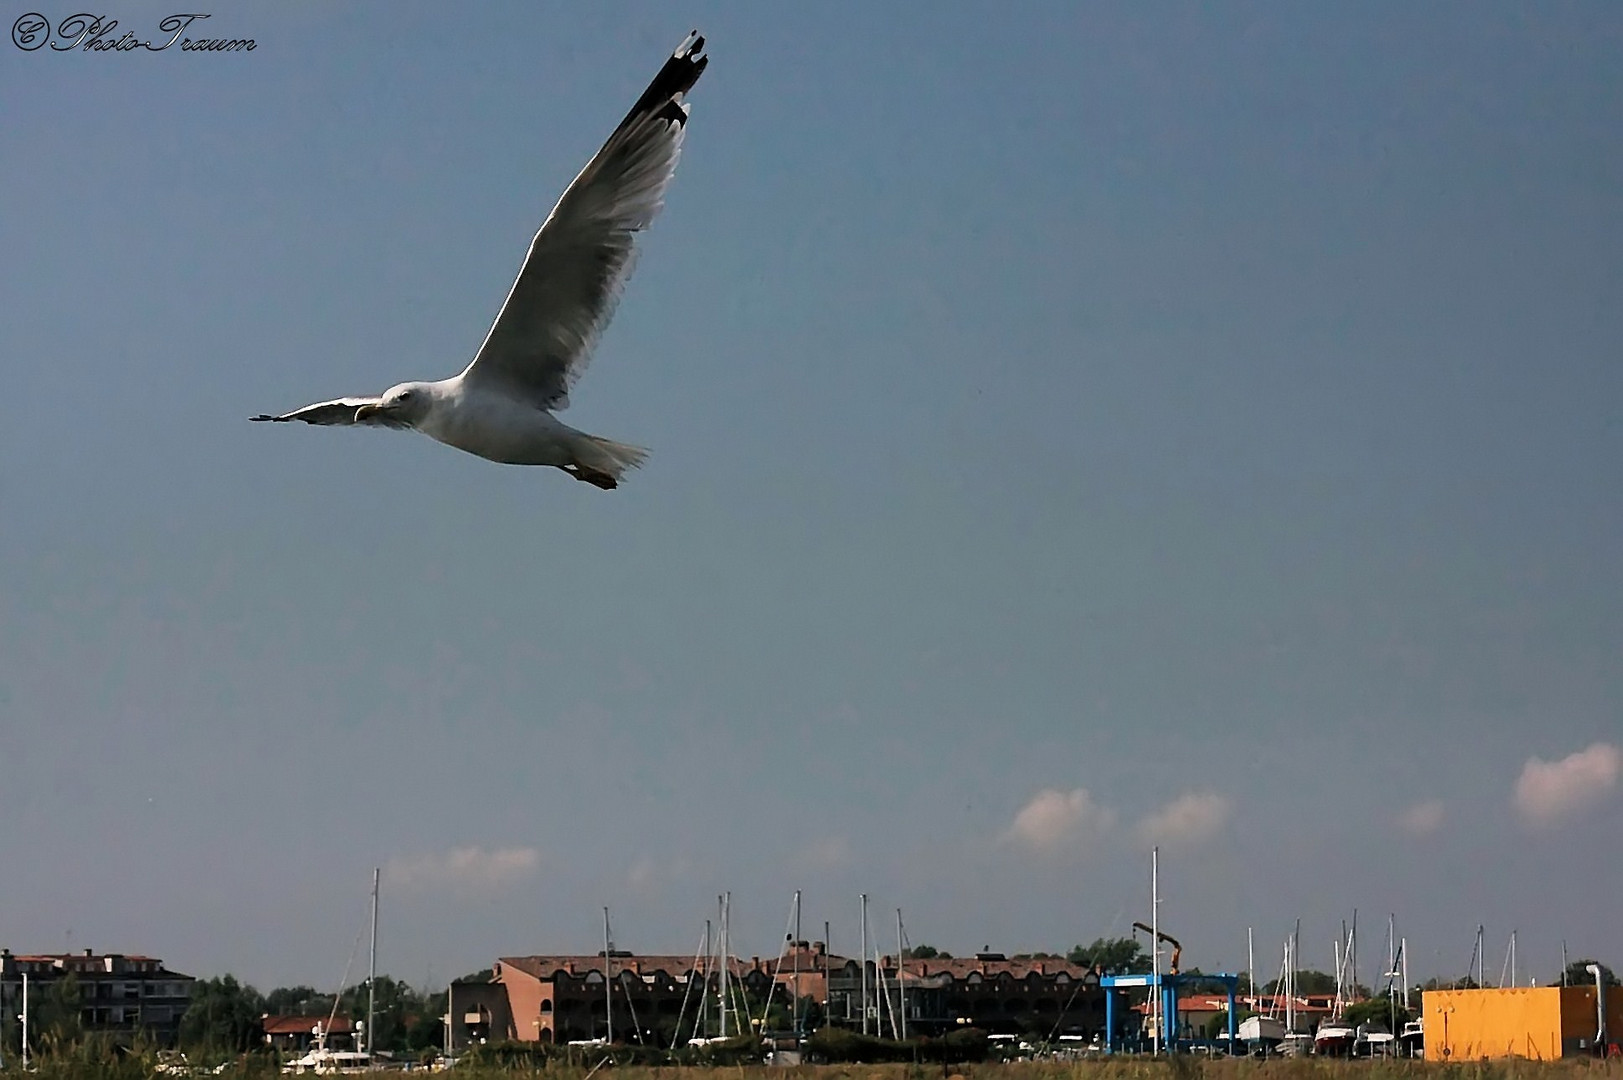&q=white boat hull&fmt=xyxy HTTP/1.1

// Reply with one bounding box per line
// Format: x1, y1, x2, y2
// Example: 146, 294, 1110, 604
1239, 1015, 1286, 1042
